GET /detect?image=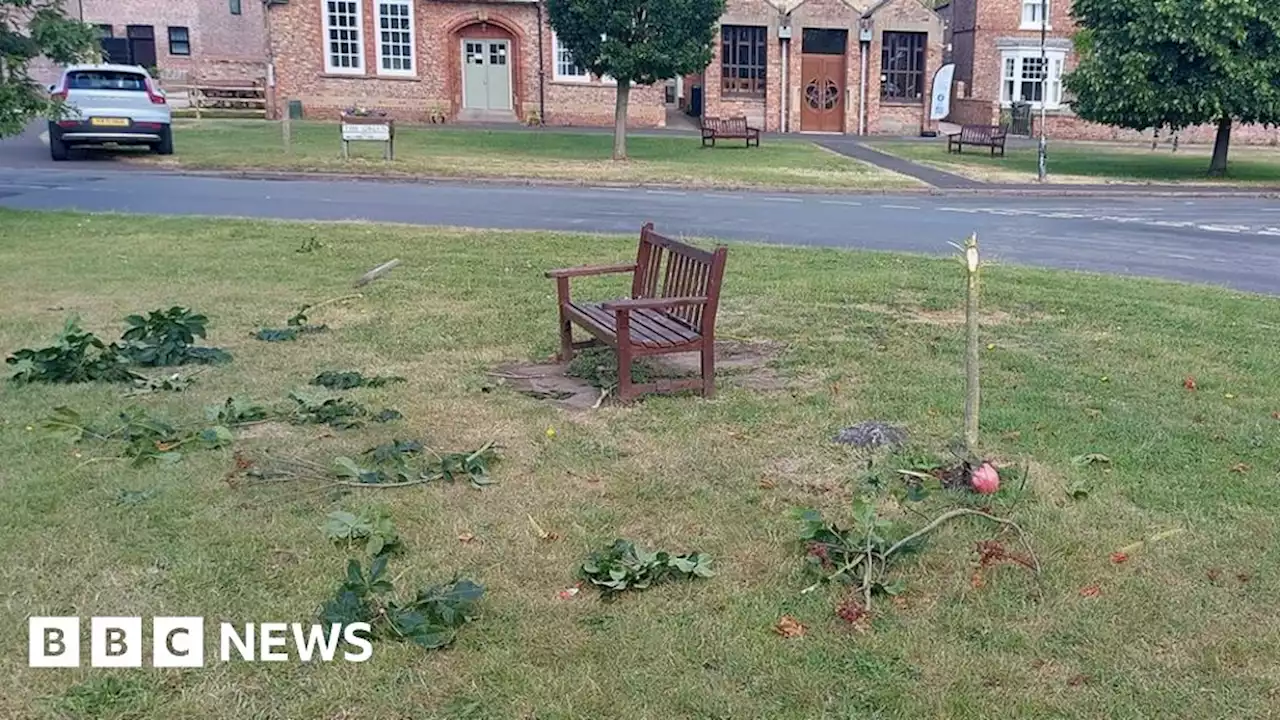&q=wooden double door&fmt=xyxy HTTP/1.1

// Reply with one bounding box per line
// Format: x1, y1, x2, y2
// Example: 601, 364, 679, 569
799, 28, 848, 133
